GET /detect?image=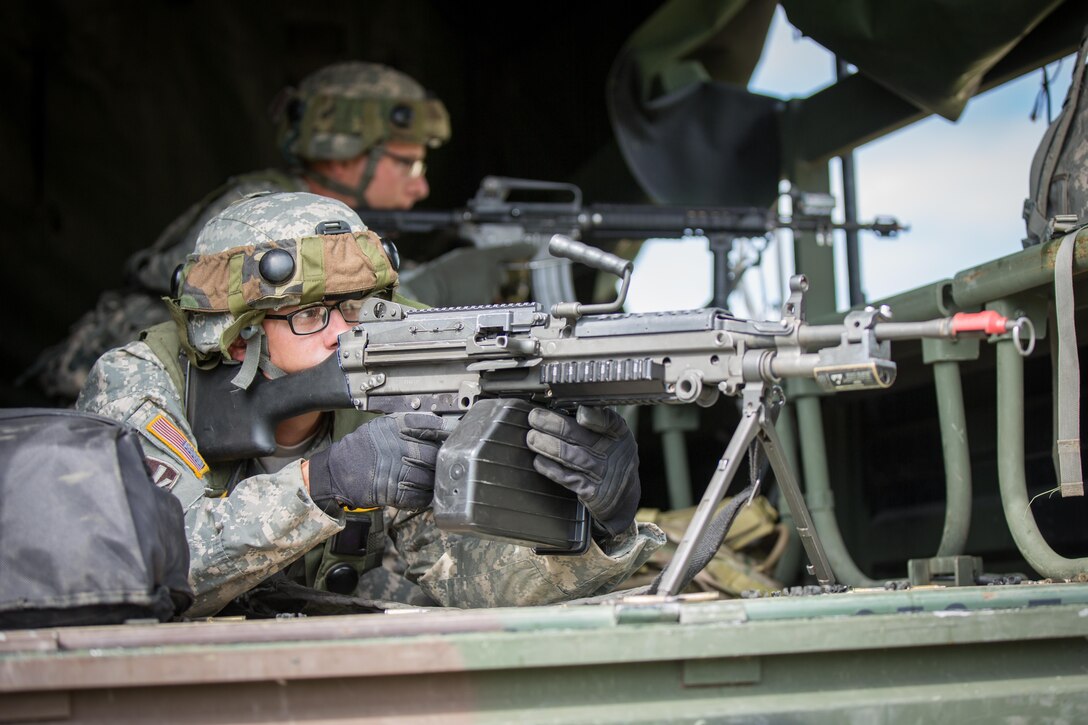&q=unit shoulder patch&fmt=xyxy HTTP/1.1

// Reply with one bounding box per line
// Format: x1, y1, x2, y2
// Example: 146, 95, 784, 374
144, 455, 182, 490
